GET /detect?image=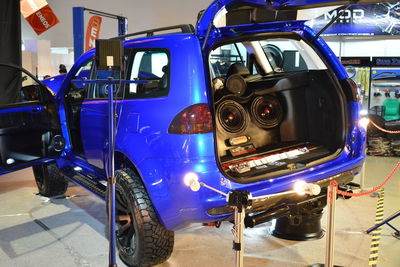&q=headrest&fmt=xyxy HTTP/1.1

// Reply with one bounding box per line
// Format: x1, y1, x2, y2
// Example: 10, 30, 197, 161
226, 63, 250, 77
